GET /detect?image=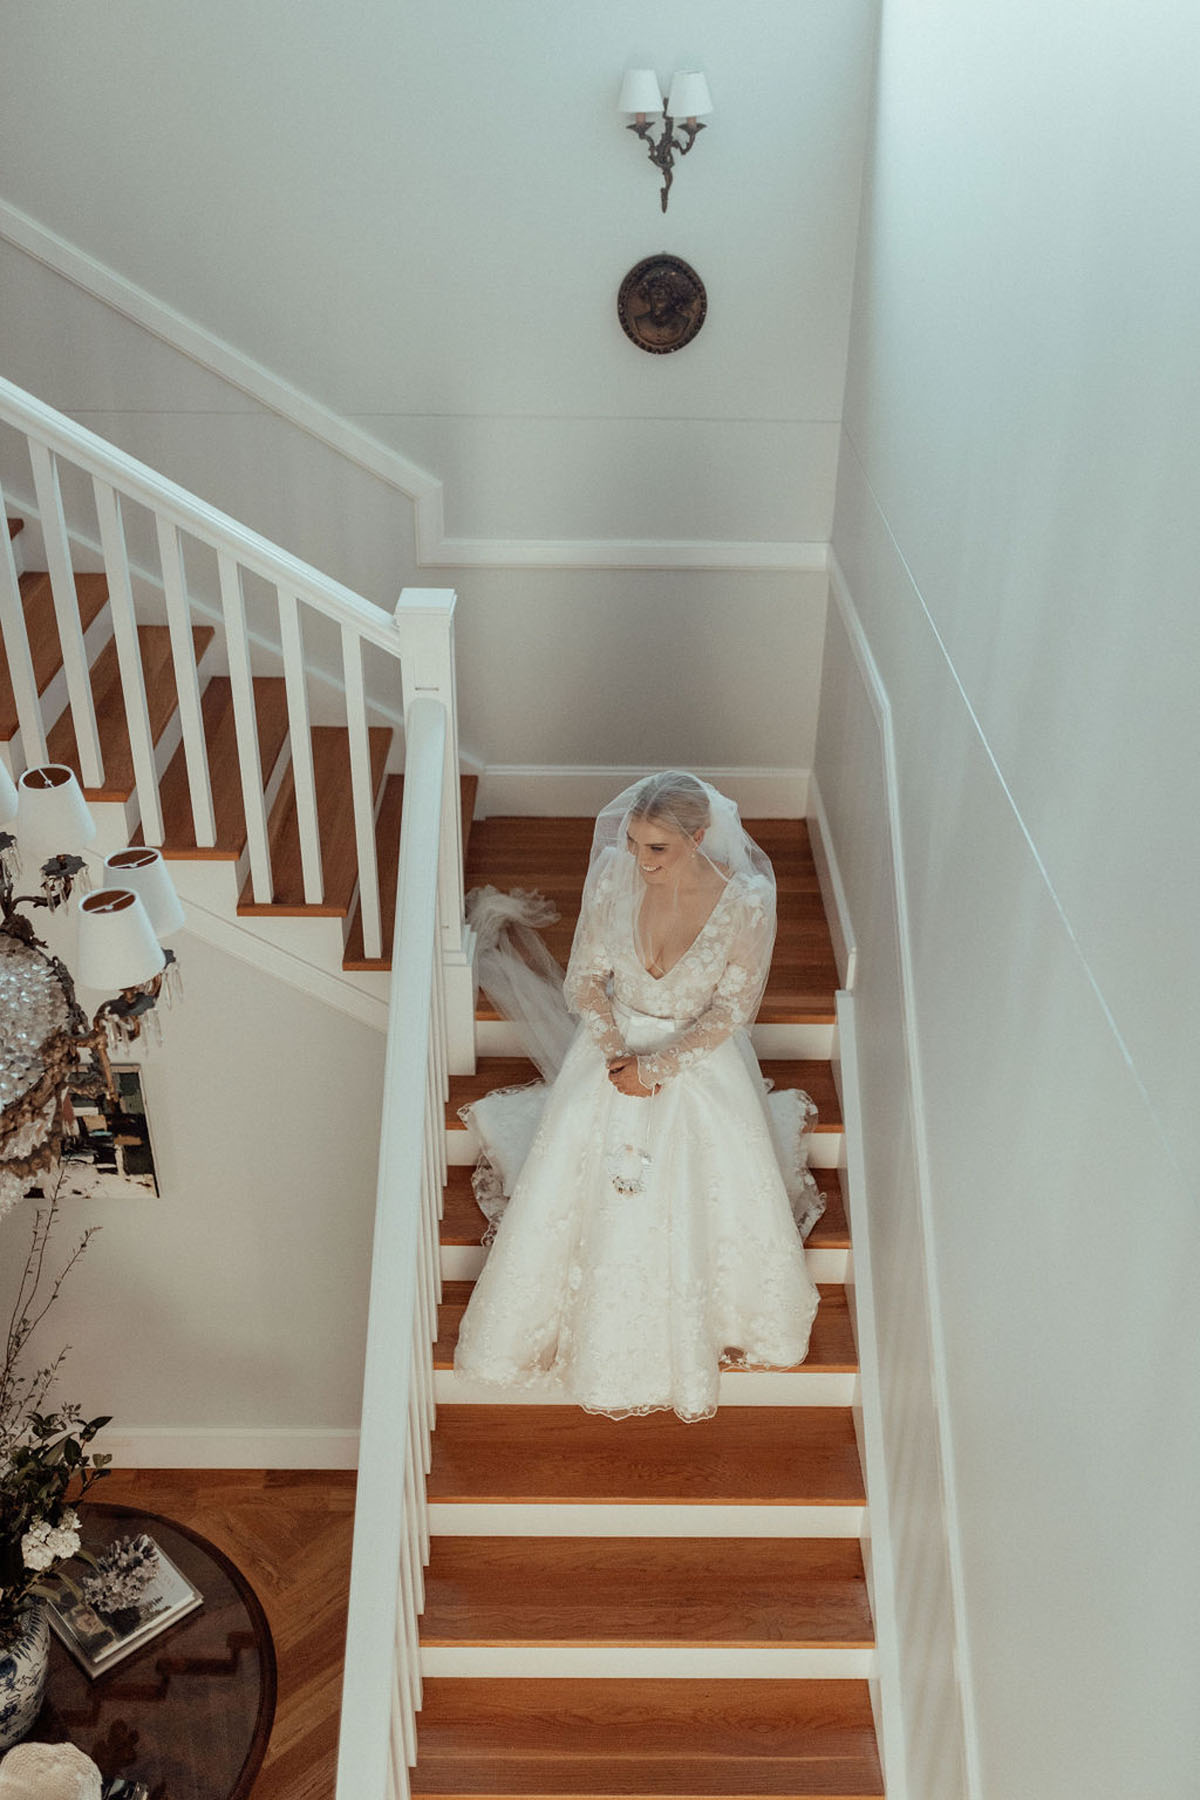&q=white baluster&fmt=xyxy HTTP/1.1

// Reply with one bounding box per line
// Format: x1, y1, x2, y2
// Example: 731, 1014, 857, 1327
154, 516, 216, 846
93, 480, 163, 844
407, 1404, 431, 1569
342, 624, 383, 958
0, 471, 47, 766
397, 1526, 422, 1733
423, 1086, 443, 1306
28, 441, 104, 787
415, 1300, 432, 1457
217, 554, 273, 901
430, 973, 448, 1186
278, 589, 323, 903
388, 1702, 411, 1800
